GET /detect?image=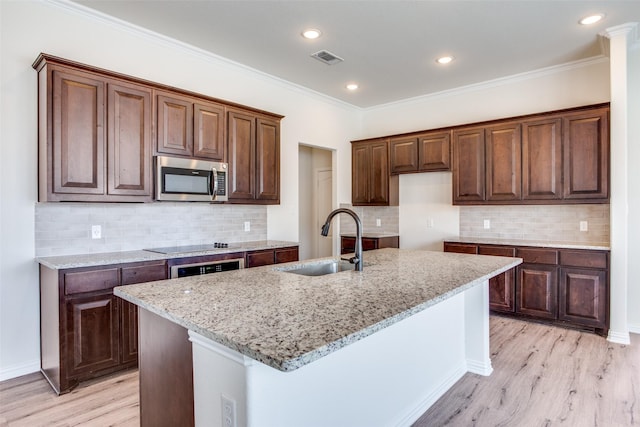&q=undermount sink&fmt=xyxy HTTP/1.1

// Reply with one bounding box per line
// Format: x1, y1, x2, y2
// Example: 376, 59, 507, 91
277, 260, 358, 276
